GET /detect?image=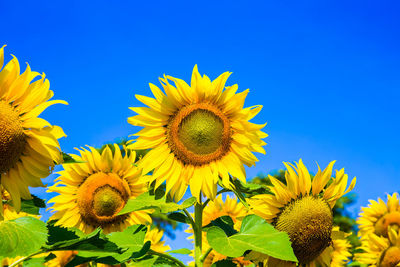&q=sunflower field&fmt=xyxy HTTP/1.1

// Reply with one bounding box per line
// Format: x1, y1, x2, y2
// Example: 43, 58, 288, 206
0, 42, 399, 267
